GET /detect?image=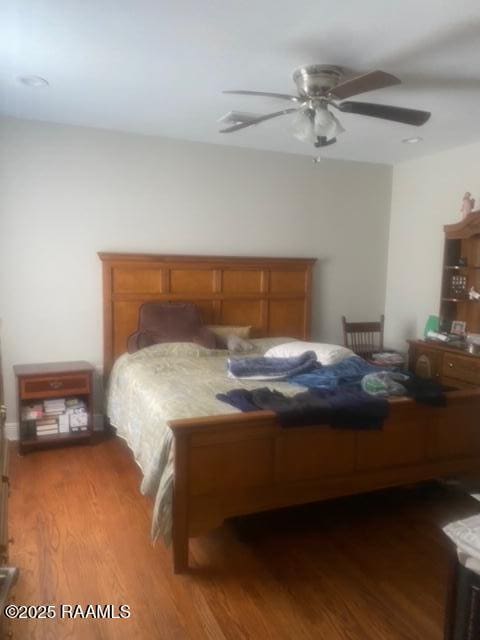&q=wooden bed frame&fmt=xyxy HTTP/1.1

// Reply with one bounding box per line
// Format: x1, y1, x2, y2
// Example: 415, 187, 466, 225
100, 252, 480, 573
